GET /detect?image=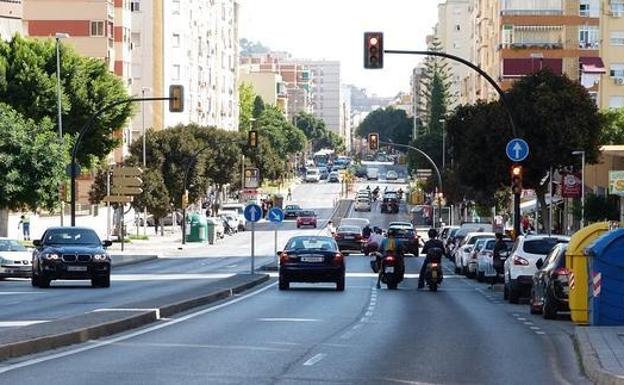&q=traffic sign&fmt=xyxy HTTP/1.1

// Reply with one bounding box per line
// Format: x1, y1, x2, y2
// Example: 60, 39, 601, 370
112, 186, 143, 195
244, 203, 262, 222
113, 167, 143, 176
244, 167, 260, 189
112, 176, 143, 187
506, 138, 529, 162
268, 207, 284, 224
103, 195, 133, 203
